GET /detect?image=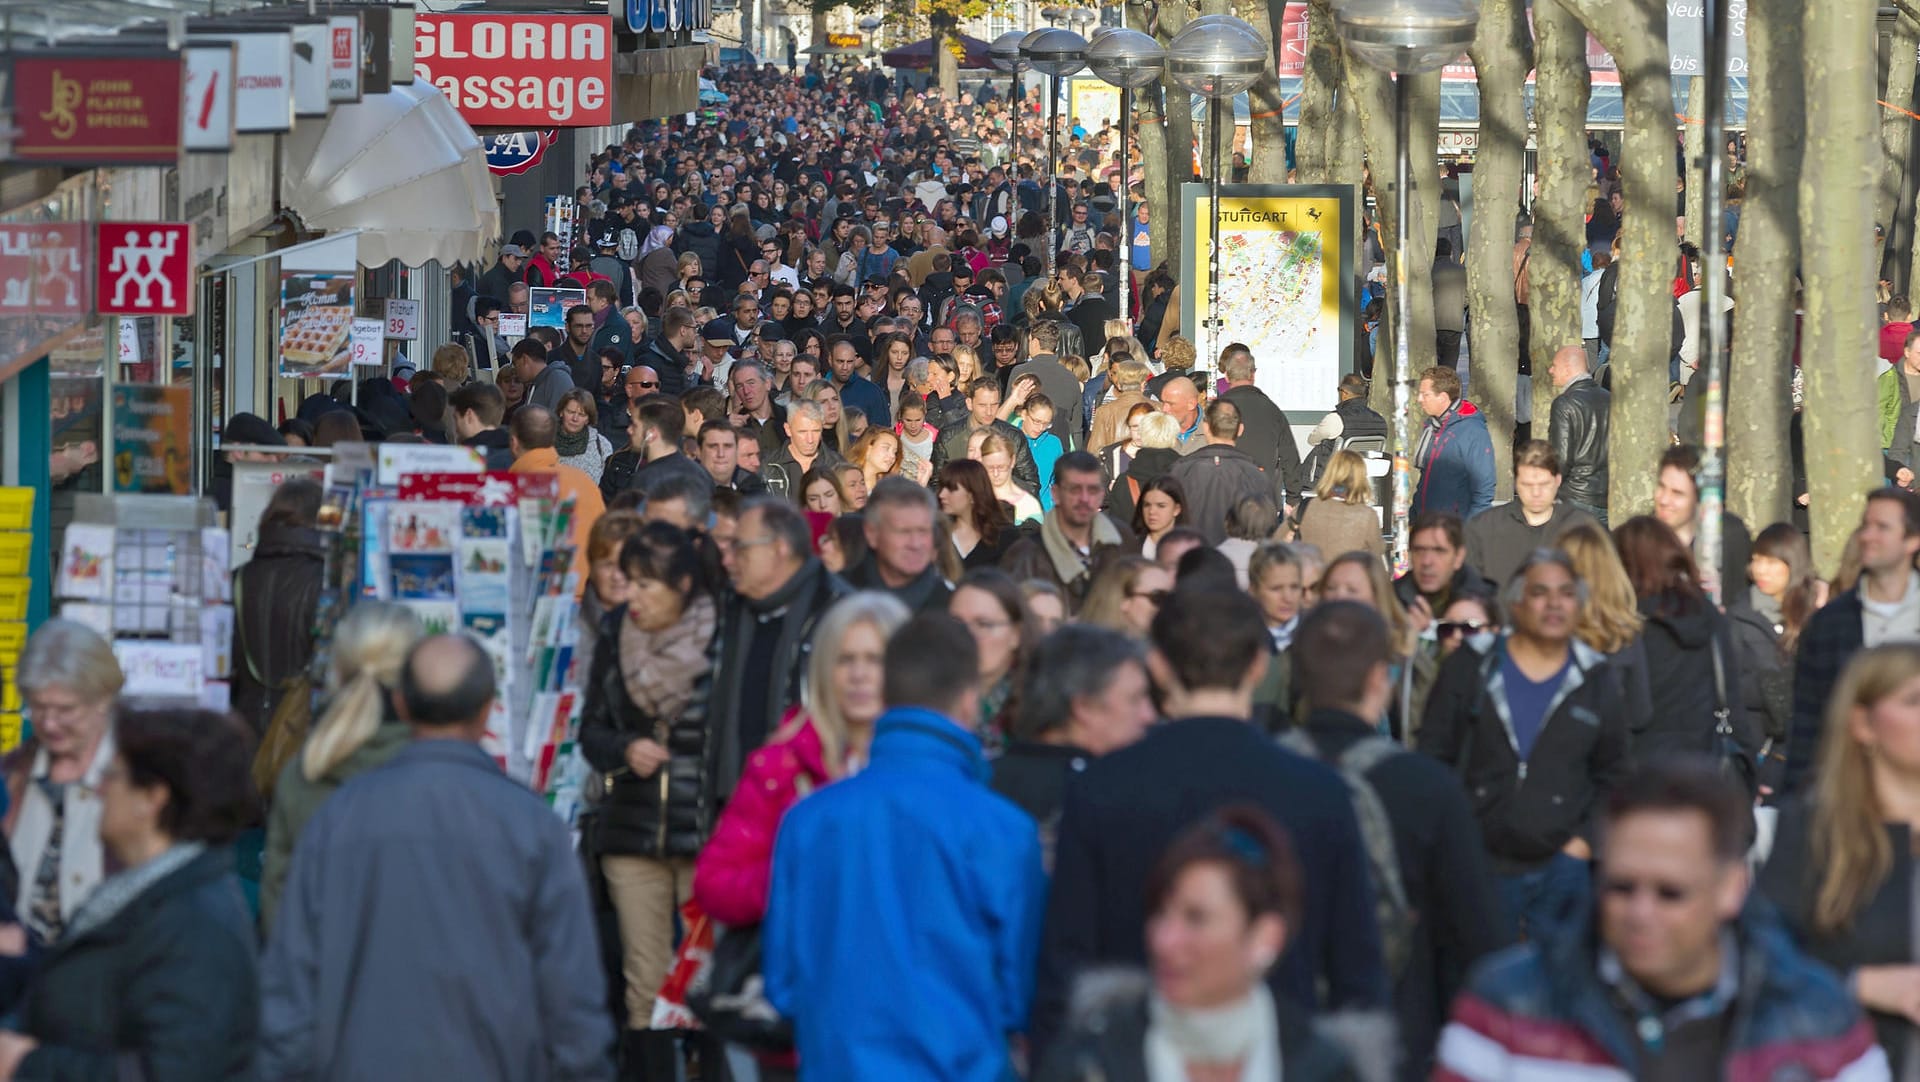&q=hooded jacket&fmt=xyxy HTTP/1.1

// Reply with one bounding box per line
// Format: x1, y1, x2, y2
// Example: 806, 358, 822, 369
675, 218, 723, 280
1106, 446, 1180, 525
1636, 593, 1756, 766
231, 524, 326, 736
1167, 441, 1278, 546
1413, 400, 1496, 519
